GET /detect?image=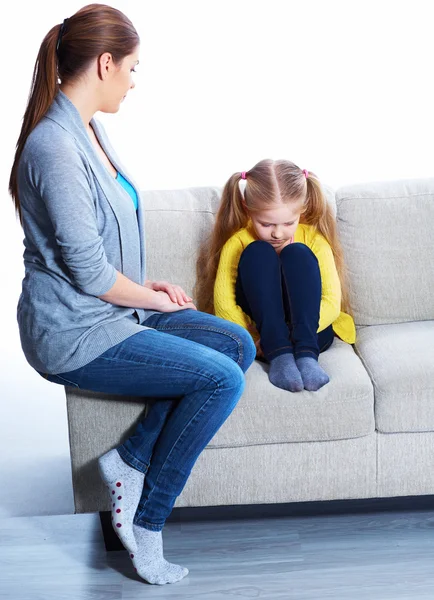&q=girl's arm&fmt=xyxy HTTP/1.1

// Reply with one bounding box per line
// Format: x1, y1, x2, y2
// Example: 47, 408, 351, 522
310, 233, 342, 331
